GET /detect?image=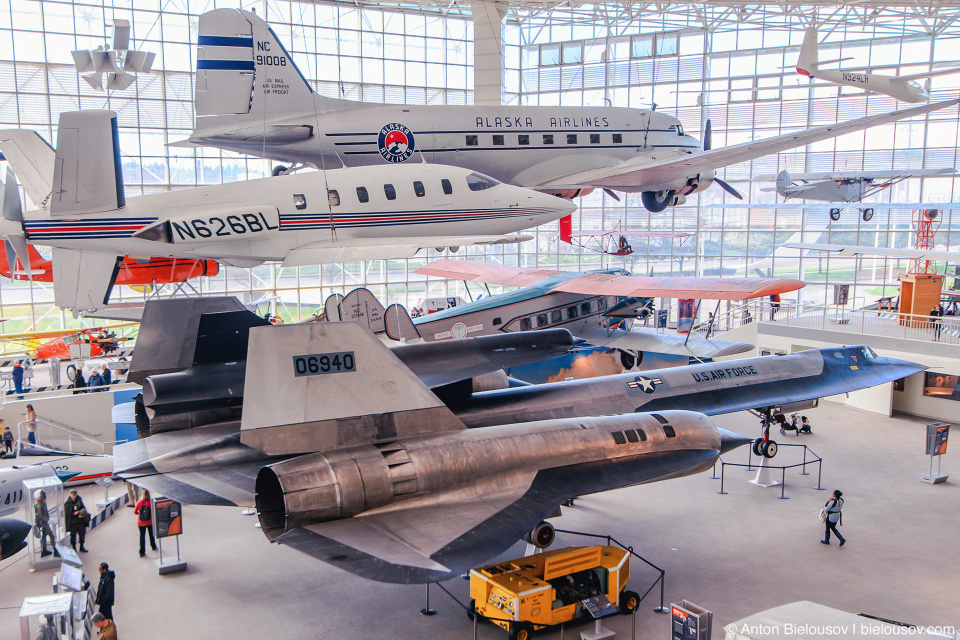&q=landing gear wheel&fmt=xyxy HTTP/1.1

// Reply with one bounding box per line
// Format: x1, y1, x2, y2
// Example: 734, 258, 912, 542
509, 621, 534, 640
467, 598, 477, 621
752, 437, 764, 457
829, 208, 842, 221
761, 440, 778, 458
66, 364, 77, 382
641, 189, 675, 213
861, 207, 874, 222
620, 350, 637, 370
271, 165, 288, 177
619, 590, 641, 614
449, 246, 460, 253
